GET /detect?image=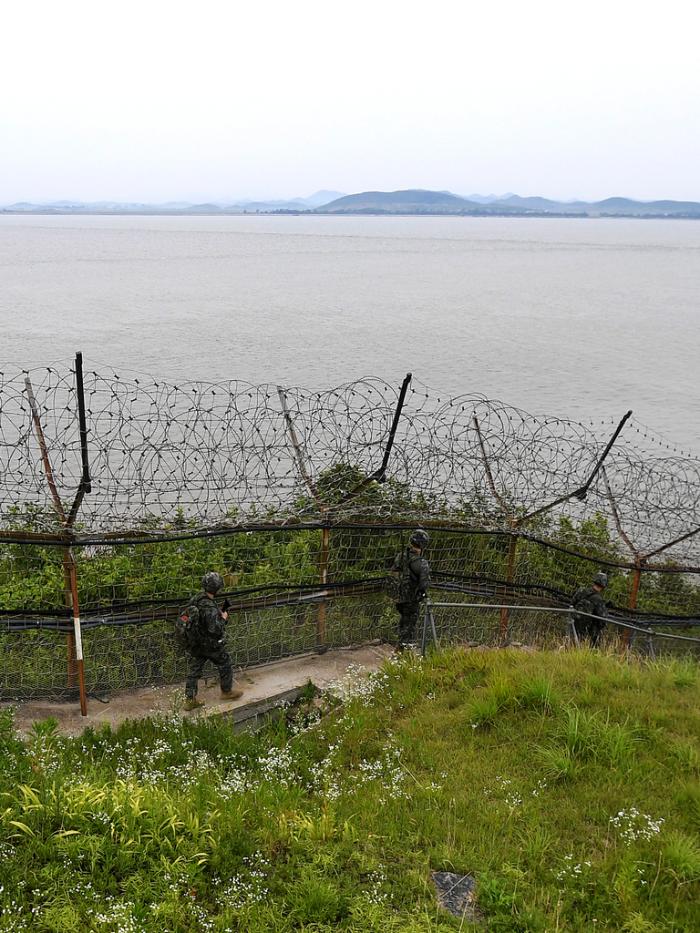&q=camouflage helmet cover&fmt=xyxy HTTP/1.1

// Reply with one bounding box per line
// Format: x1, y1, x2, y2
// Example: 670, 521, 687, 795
202, 571, 224, 594
593, 572, 608, 588
410, 529, 430, 549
